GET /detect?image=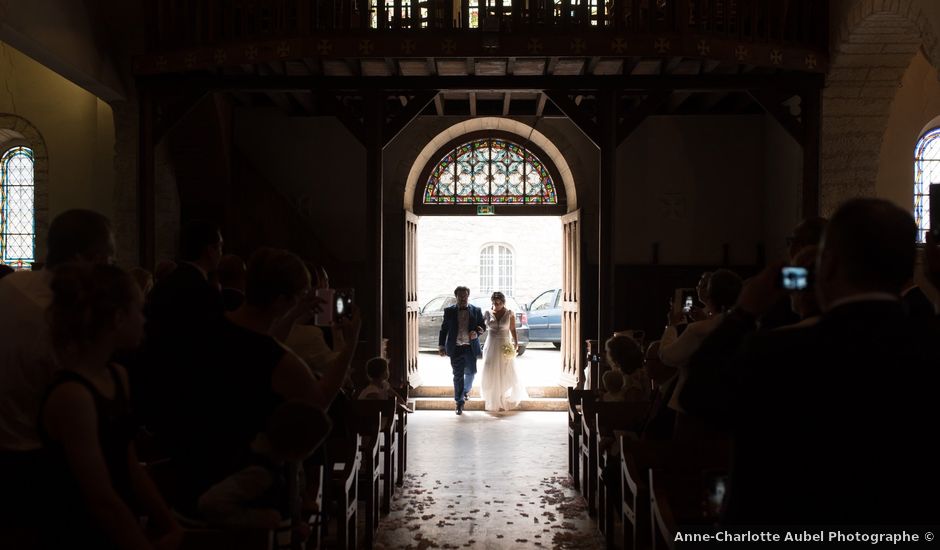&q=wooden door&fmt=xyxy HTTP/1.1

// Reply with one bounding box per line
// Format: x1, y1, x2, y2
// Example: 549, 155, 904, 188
405, 210, 422, 387
560, 209, 581, 386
